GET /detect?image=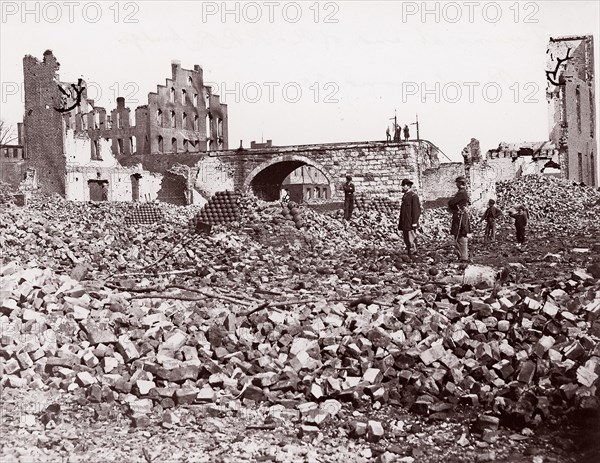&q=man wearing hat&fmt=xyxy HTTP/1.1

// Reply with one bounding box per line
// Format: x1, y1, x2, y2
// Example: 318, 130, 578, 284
398, 178, 421, 256
448, 176, 470, 262
343, 175, 355, 220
